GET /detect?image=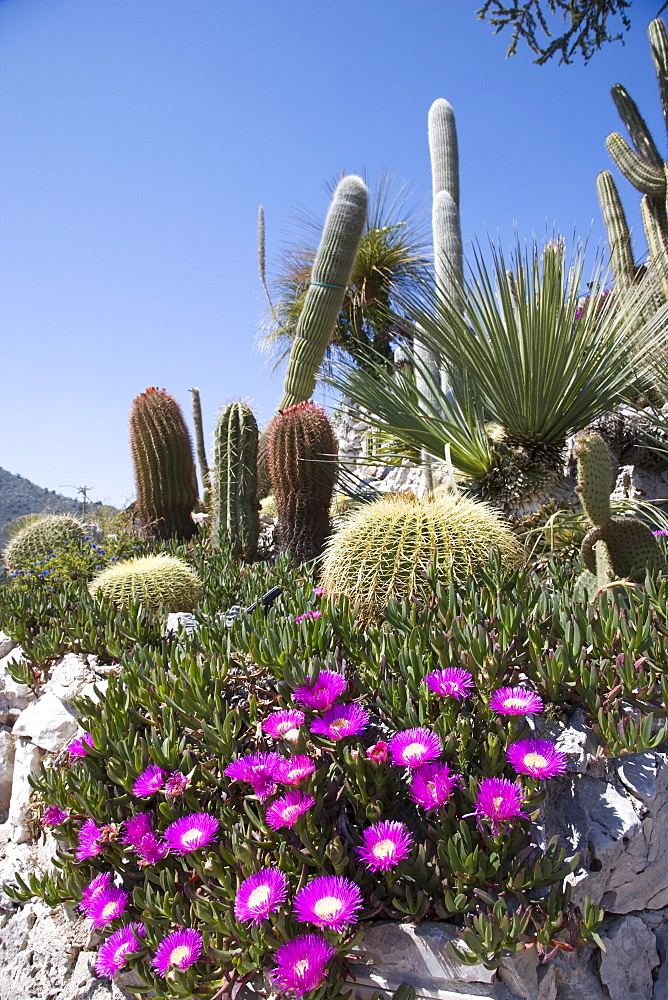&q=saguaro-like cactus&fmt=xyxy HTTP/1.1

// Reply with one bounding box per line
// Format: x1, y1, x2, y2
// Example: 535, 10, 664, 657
129, 387, 199, 540
265, 401, 338, 562
189, 387, 211, 497
280, 176, 368, 409
212, 402, 260, 560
